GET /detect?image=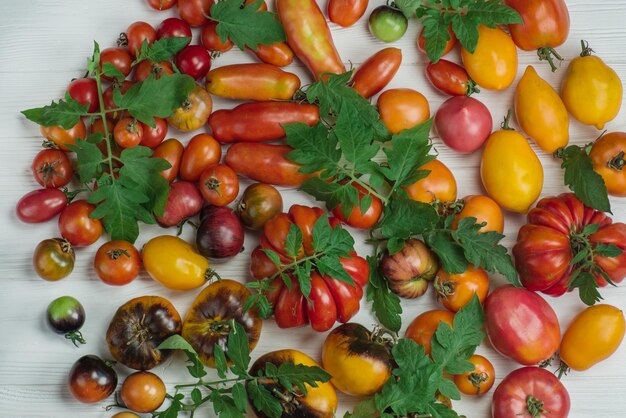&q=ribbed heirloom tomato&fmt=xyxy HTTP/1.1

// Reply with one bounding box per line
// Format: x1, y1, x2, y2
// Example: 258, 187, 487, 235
167, 85, 212, 132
